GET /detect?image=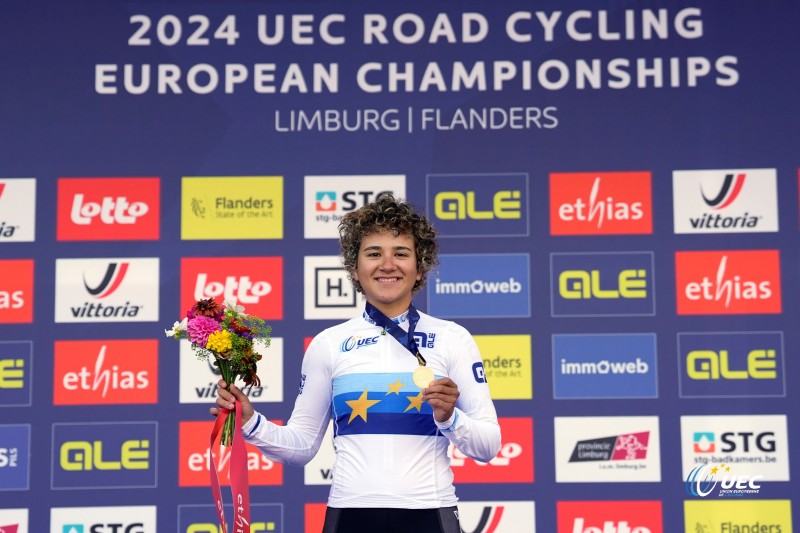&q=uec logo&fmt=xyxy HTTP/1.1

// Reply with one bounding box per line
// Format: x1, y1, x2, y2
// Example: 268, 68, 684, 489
340, 336, 379, 352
